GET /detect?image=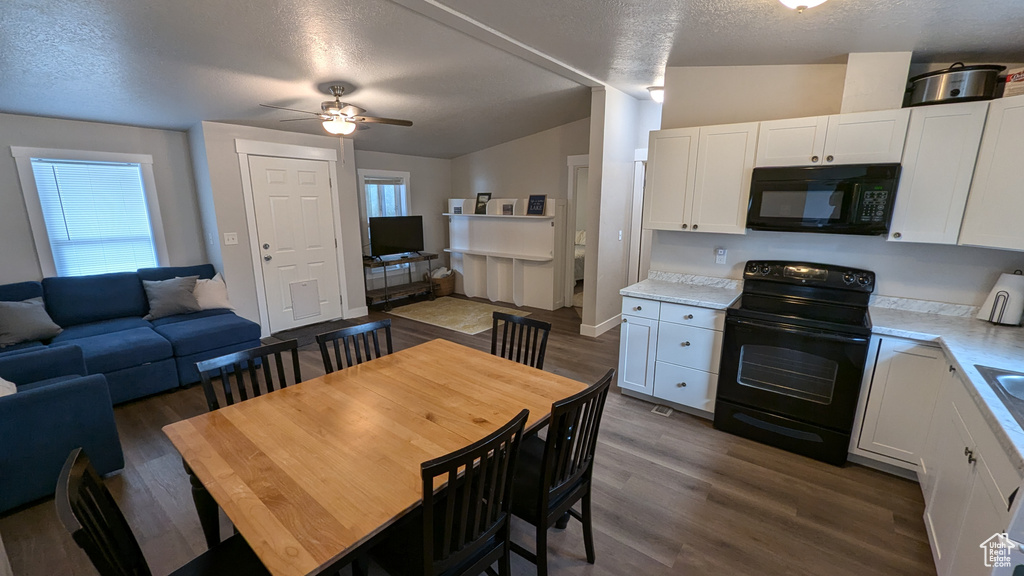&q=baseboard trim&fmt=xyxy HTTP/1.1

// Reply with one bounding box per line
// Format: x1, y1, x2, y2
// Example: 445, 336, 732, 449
847, 453, 919, 481
345, 305, 369, 319
580, 313, 620, 338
